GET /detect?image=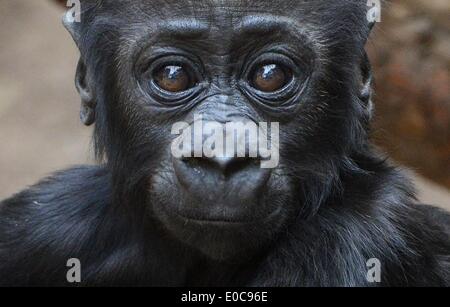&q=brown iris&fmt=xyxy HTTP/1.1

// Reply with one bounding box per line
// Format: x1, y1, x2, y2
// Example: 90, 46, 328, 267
252, 64, 290, 92
154, 65, 191, 92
